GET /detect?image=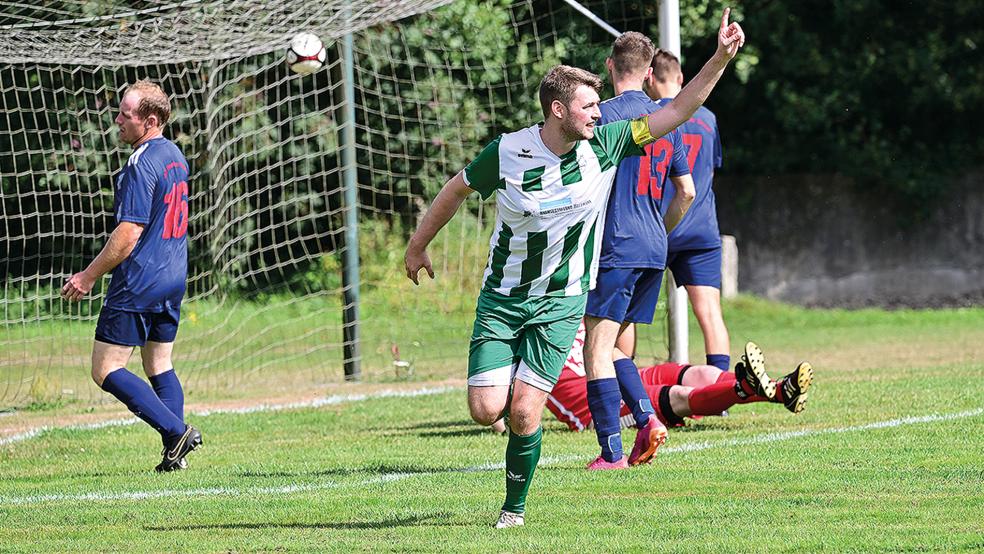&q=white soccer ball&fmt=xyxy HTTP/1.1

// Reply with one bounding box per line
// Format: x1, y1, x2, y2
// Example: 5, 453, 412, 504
286, 32, 326, 75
